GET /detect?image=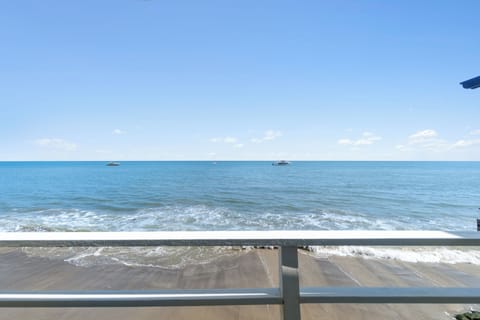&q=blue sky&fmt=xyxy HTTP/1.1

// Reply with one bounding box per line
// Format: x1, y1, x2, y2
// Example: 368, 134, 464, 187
1, 0, 479, 160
